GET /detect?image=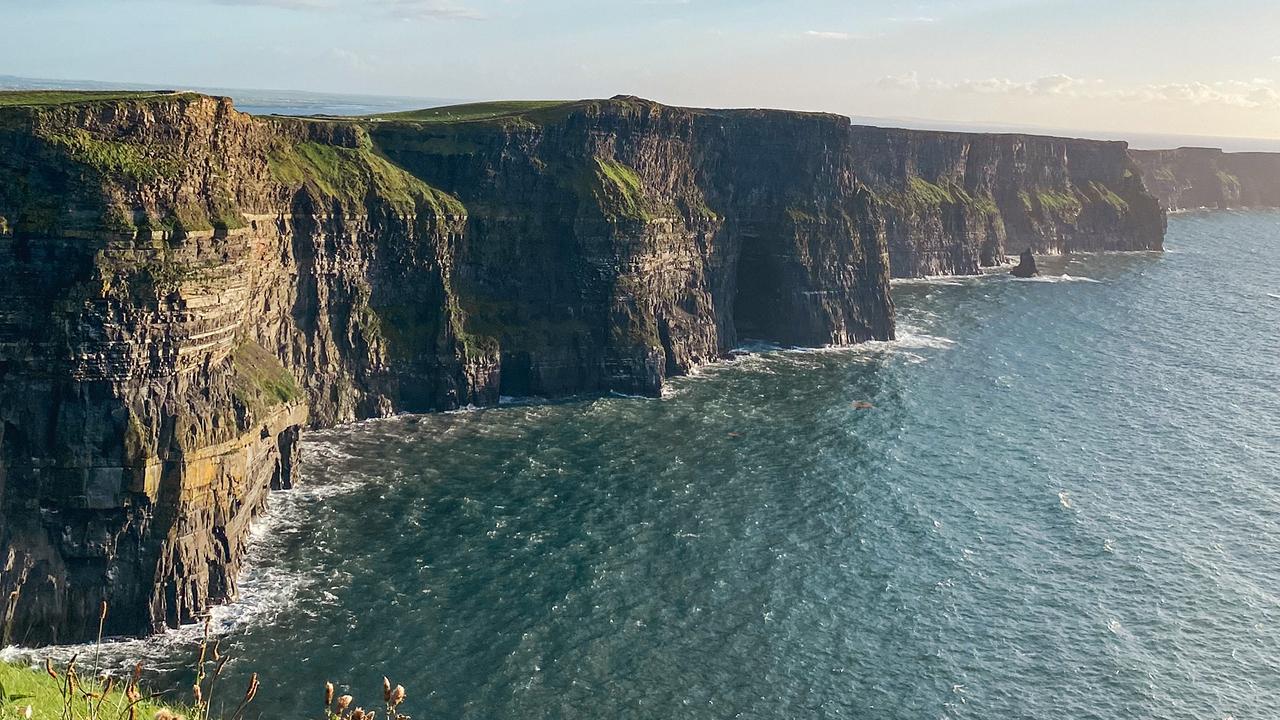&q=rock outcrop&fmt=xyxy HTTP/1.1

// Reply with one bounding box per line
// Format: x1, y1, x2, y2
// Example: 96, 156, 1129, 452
1010, 249, 1039, 278
1131, 147, 1280, 210
0, 92, 1165, 645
